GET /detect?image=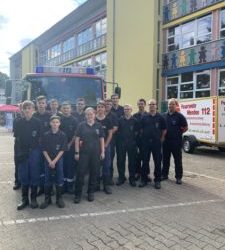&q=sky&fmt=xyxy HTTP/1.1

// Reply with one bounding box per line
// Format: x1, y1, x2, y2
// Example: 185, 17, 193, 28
0, 0, 86, 76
